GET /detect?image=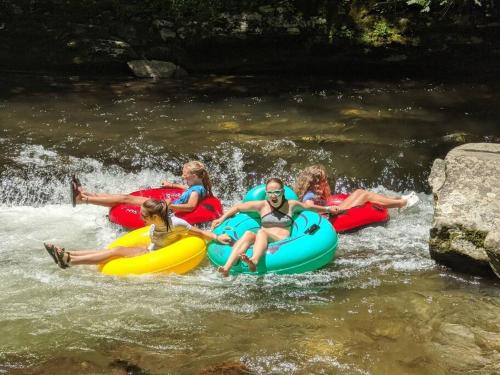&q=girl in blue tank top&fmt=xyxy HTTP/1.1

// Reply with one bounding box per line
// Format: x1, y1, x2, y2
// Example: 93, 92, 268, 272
161, 161, 213, 212
71, 161, 214, 215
